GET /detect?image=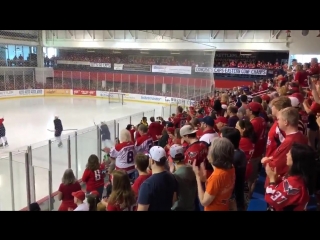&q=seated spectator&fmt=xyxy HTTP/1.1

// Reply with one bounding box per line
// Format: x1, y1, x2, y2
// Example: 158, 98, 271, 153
220, 127, 247, 211
137, 146, 177, 211
265, 143, 316, 211
70, 190, 89, 211
57, 169, 82, 211
169, 144, 197, 211
192, 138, 235, 211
